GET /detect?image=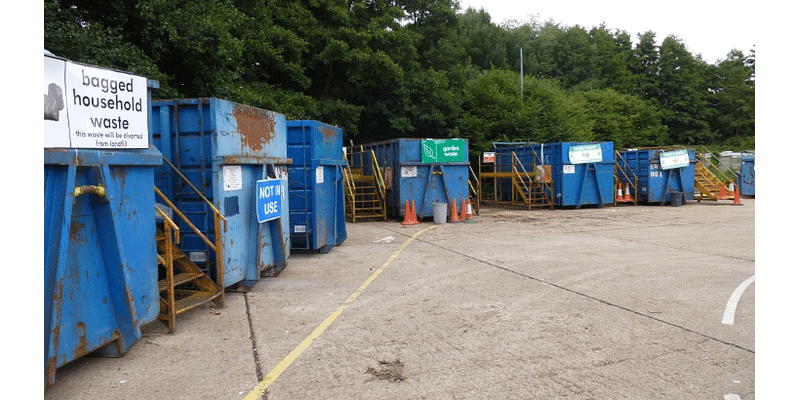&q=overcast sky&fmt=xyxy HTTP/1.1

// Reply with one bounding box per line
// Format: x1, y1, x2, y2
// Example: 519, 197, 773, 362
458, 0, 755, 64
